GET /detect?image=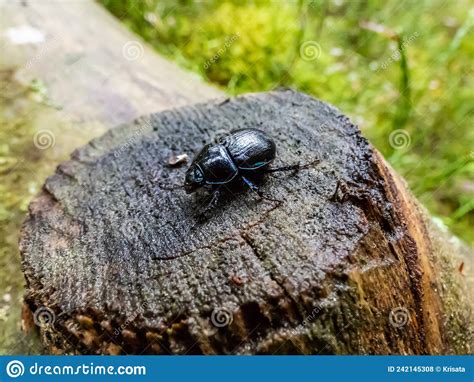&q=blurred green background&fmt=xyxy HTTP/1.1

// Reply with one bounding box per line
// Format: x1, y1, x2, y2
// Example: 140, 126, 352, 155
99, 0, 473, 244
